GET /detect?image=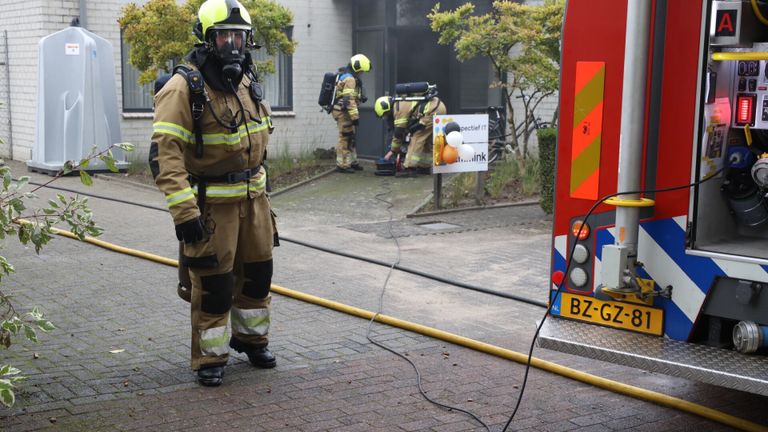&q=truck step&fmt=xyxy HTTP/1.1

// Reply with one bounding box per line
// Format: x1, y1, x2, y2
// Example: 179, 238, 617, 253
537, 317, 768, 396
